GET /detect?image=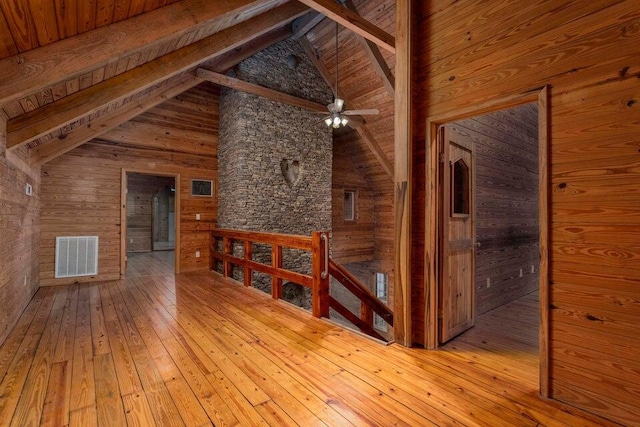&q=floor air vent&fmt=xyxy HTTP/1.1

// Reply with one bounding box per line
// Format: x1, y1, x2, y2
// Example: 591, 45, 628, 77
55, 236, 98, 278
